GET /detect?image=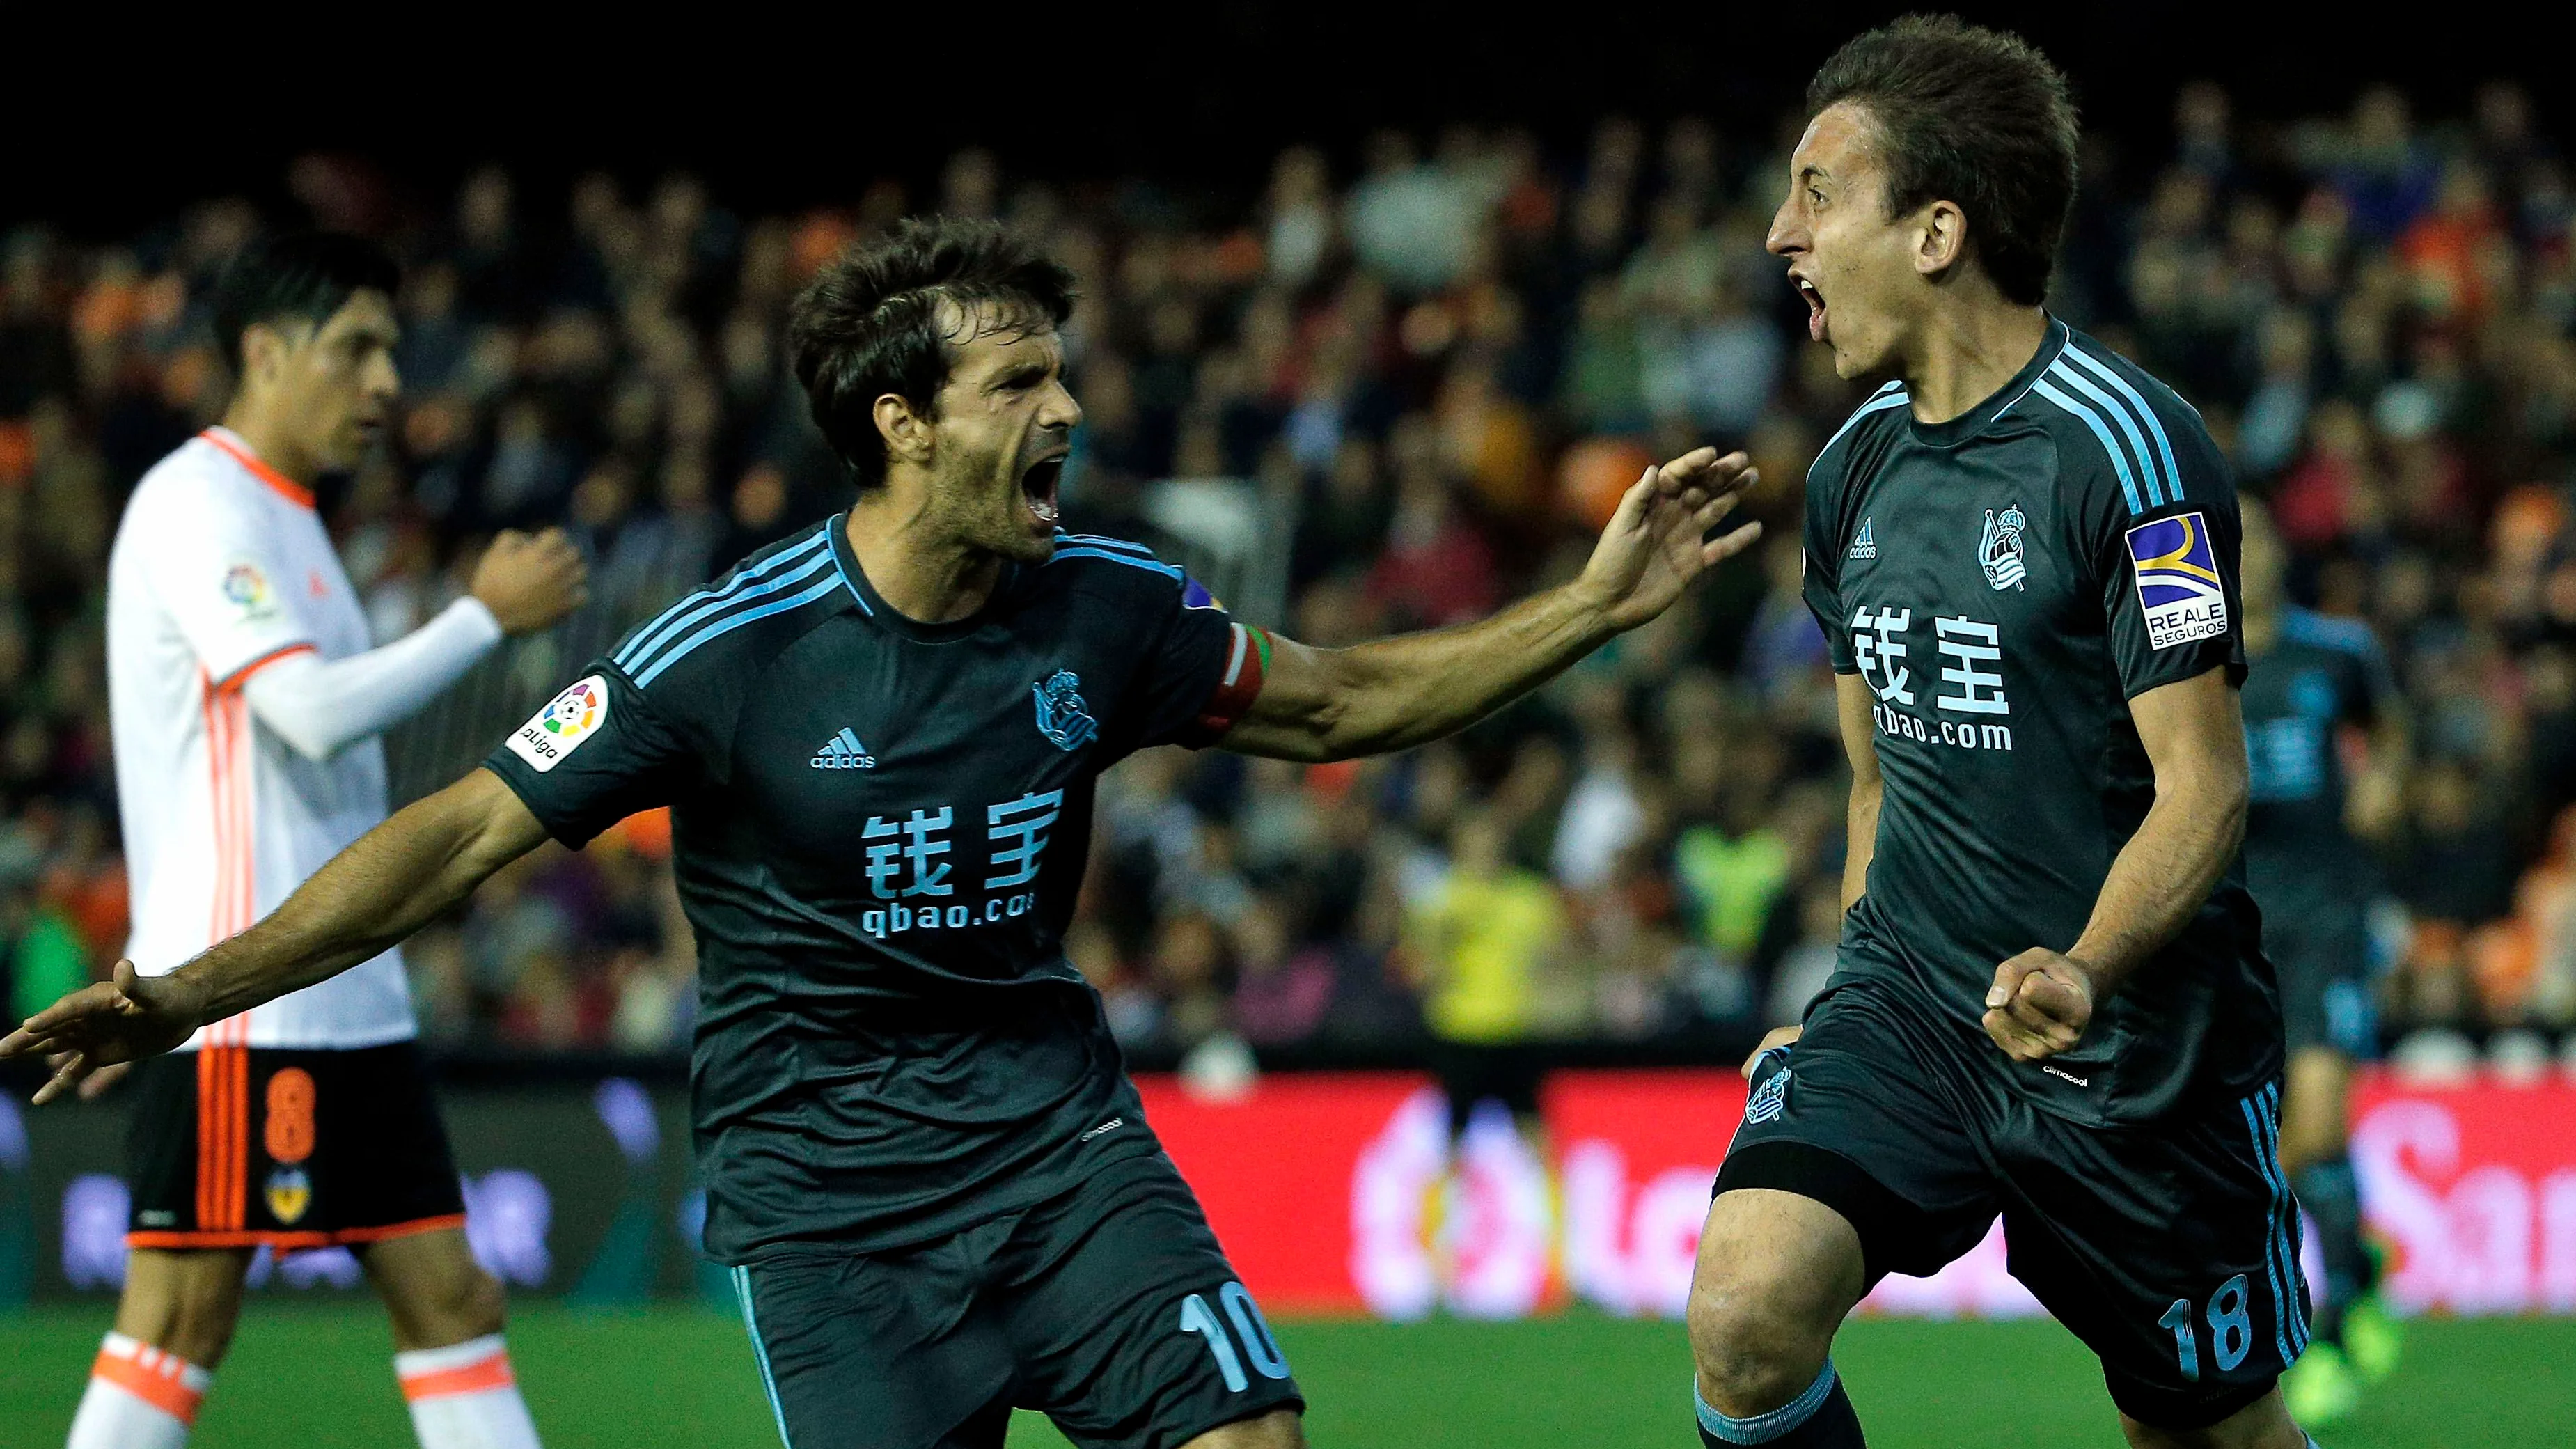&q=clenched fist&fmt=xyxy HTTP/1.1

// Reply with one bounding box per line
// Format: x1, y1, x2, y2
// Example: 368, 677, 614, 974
1981, 948, 2097, 1062
471, 528, 590, 636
